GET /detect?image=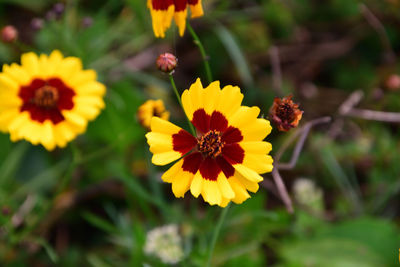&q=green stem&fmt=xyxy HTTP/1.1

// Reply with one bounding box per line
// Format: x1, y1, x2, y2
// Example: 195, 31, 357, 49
187, 23, 213, 84
206, 204, 231, 267
169, 74, 196, 136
